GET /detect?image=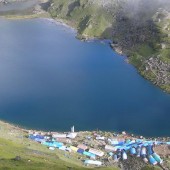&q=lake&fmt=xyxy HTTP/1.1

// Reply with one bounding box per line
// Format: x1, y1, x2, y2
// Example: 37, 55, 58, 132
0, 18, 170, 137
